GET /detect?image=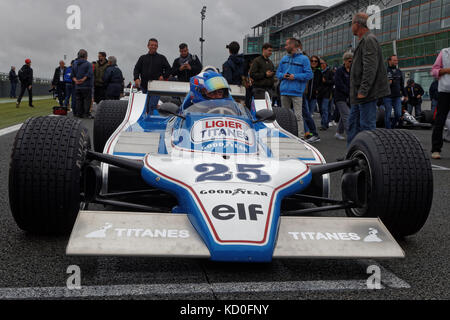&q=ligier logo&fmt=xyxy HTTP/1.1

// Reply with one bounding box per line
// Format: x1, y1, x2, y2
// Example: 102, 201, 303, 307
191, 117, 255, 146
199, 188, 268, 197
